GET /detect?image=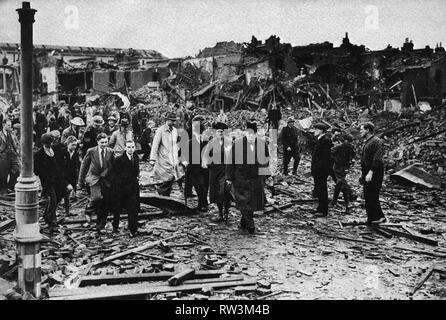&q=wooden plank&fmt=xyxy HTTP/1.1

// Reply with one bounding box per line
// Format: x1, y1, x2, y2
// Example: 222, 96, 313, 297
91, 234, 181, 267
321, 233, 378, 246
411, 265, 435, 295
50, 279, 257, 300
79, 270, 225, 287
132, 252, 179, 263
394, 245, 446, 258
377, 226, 438, 246
0, 219, 15, 233
168, 268, 196, 286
